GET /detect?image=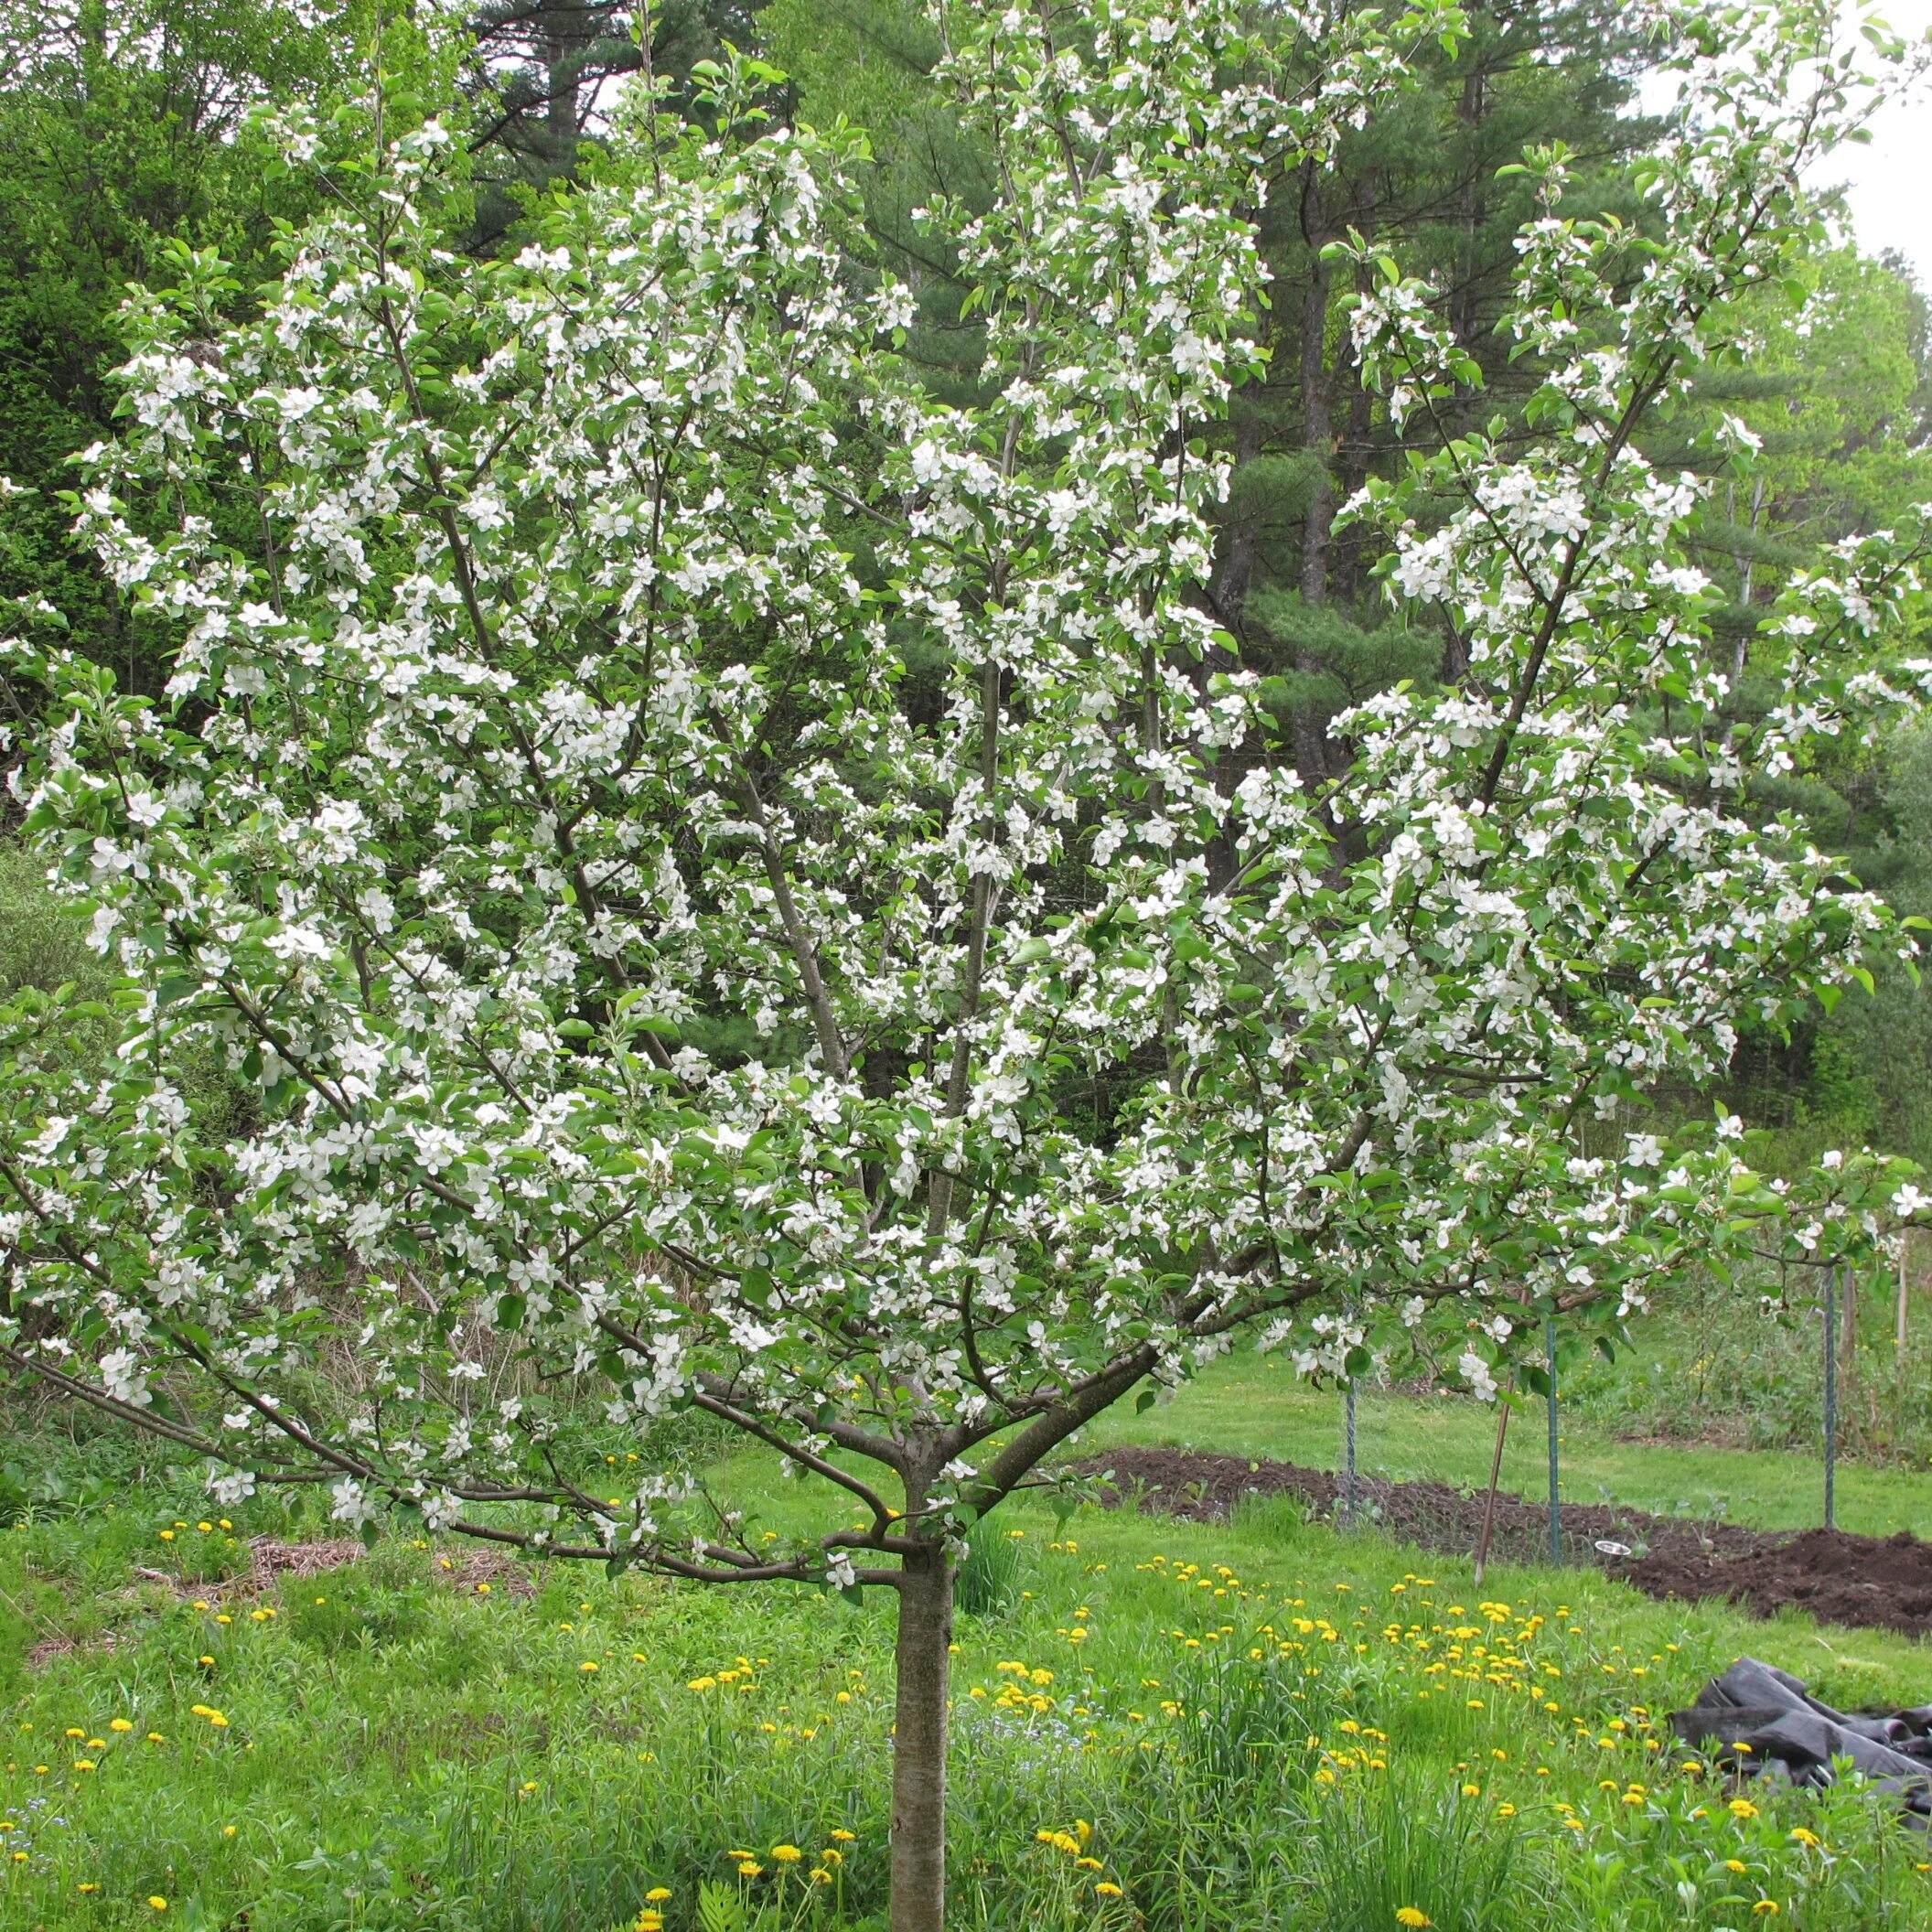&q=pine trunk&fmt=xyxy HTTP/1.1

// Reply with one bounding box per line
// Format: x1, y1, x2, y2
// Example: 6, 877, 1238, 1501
889, 1550, 955, 1932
